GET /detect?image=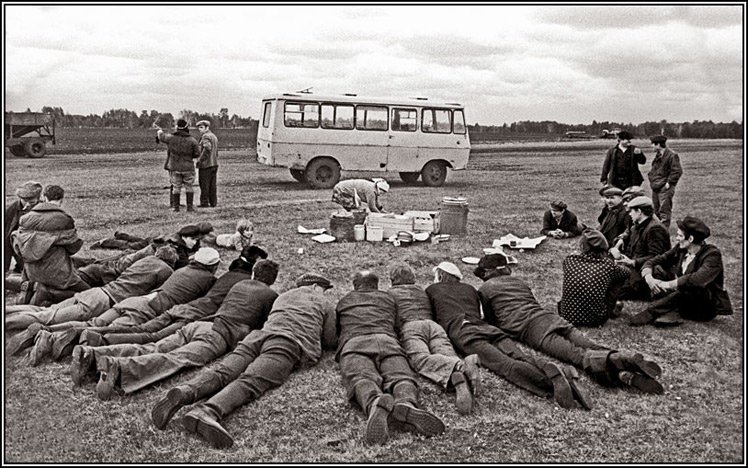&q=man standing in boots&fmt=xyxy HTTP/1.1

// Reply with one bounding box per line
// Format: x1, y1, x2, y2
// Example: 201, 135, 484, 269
647, 135, 683, 230
196, 120, 219, 208
156, 119, 200, 212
